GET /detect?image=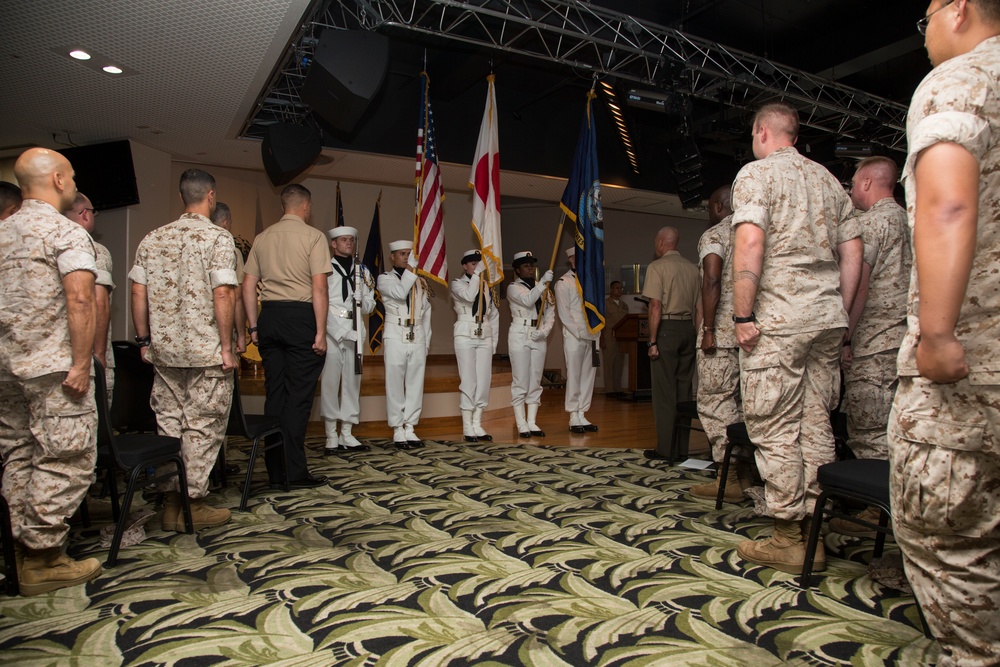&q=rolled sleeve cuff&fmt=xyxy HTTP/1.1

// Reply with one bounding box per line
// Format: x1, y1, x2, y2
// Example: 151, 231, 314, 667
210, 268, 239, 290
128, 265, 147, 285
732, 204, 768, 230
58, 249, 98, 278
95, 269, 115, 289
699, 242, 724, 262
904, 111, 990, 181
